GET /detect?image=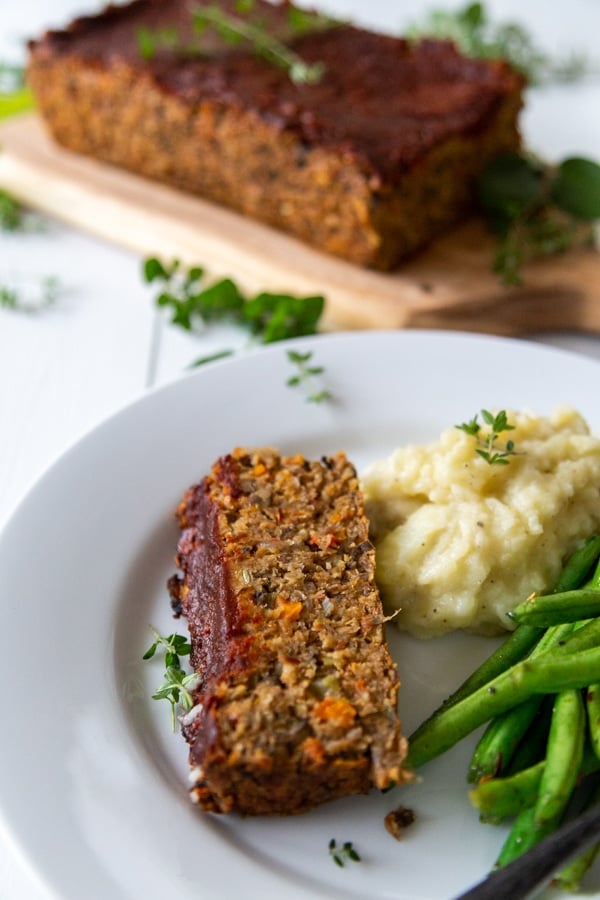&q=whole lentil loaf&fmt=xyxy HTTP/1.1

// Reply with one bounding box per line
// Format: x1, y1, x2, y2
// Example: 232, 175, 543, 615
168, 447, 410, 815
27, 0, 524, 270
